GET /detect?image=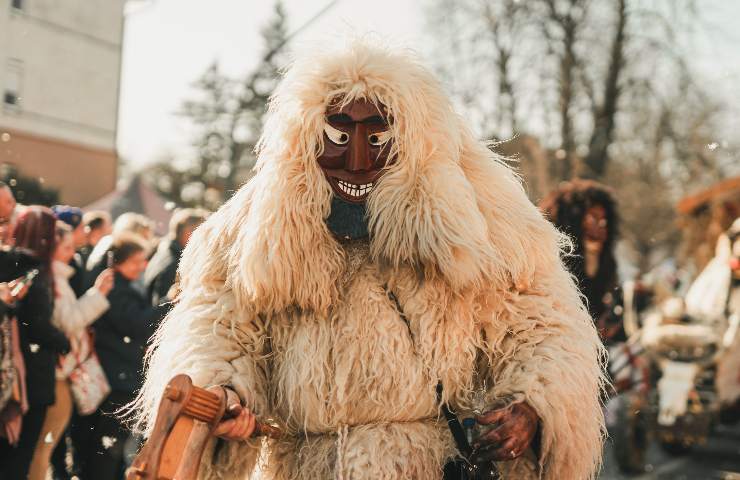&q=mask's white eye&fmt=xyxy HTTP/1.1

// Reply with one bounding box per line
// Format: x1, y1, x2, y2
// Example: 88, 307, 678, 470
324, 123, 349, 145
368, 130, 391, 147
